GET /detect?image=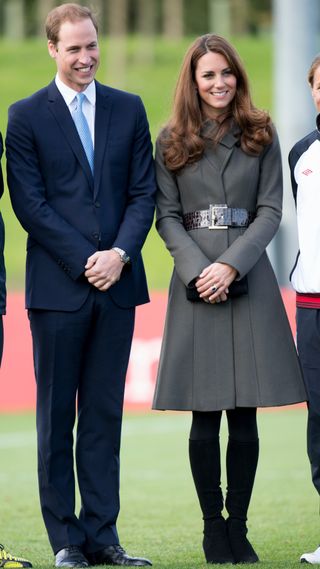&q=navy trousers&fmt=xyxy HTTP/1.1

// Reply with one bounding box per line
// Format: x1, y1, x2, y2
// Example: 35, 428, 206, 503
29, 288, 135, 554
297, 307, 320, 495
